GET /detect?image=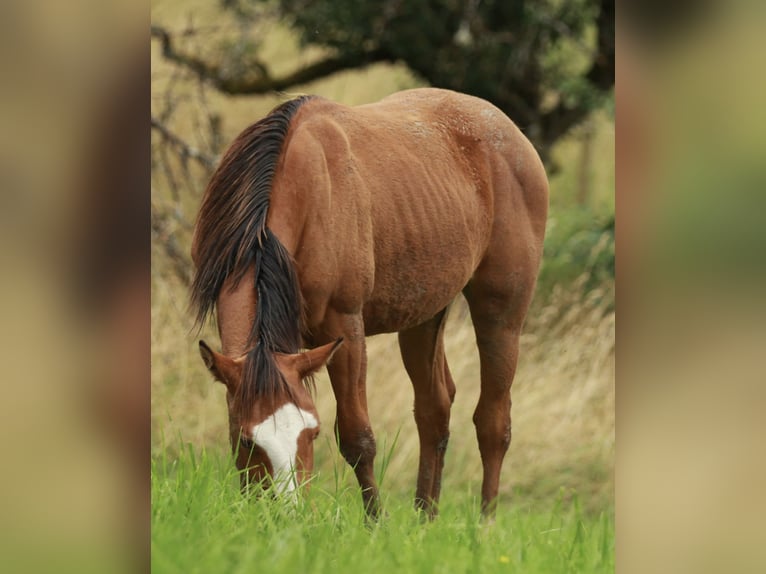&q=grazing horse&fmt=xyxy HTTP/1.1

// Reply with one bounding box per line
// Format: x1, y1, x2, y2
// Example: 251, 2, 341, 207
190, 88, 548, 518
